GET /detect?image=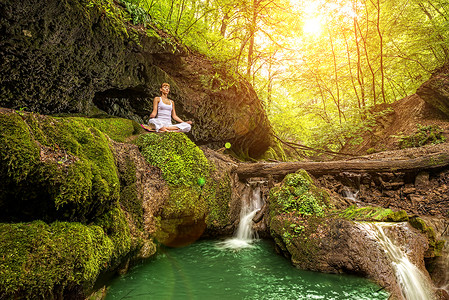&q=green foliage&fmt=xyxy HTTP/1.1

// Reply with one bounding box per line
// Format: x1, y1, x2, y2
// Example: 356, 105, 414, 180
0, 112, 139, 222
120, 0, 151, 26
398, 124, 446, 149
0, 221, 115, 299
338, 205, 407, 222
268, 170, 329, 217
